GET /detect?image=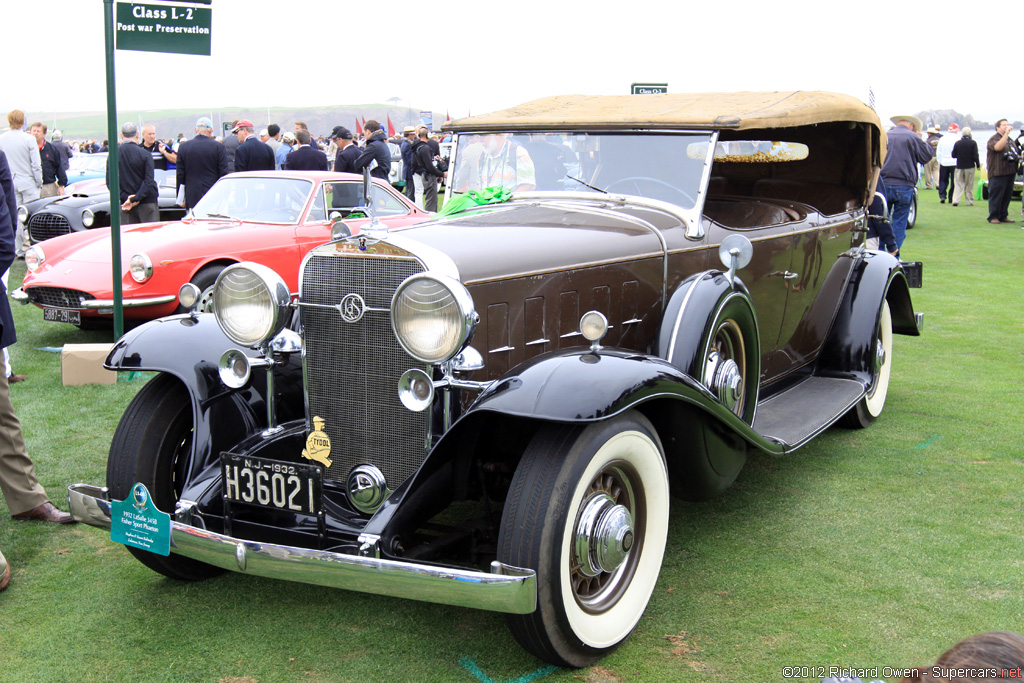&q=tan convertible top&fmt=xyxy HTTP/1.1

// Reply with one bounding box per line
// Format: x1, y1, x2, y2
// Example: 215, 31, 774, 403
443, 91, 881, 134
